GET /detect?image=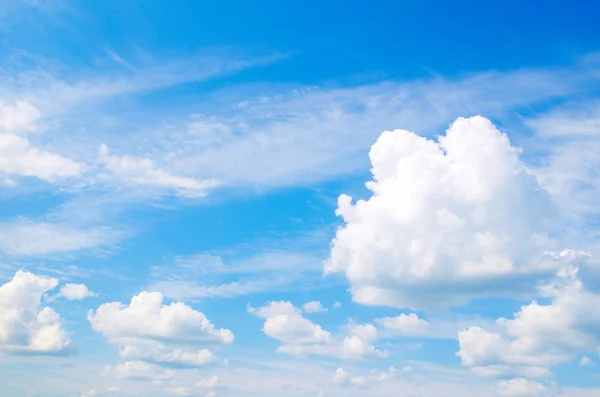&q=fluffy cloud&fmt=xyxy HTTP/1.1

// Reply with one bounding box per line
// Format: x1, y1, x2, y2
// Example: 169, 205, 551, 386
495, 378, 557, 397
167, 387, 193, 396
58, 283, 96, 300
579, 356, 594, 366
195, 376, 222, 389
326, 116, 561, 310
303, 301, 327, 313
0, 271, 71, 354
109, 361, 174, 380
376, 313, 430, 336
118, 342, 217, 367
89, 292, 234, 344
457, 265, 600, 378
250, 301, 331, 345
98, 144, 218, 197
0, 100, 82, 183
0, 100, 40, 131
249, 301, 384, 359
161, 376, 222, 397
79, 387, 120, 397
89, 292, 233, 368
330, 366, 397, 389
